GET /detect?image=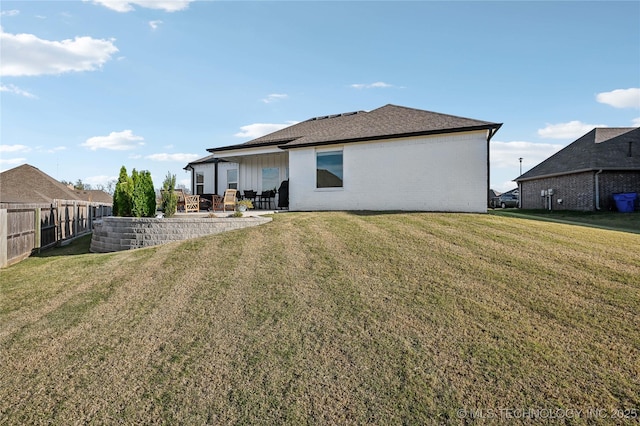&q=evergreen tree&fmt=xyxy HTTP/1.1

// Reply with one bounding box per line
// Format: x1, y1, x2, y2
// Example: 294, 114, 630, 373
113, 166, 133, 217
161, 172, 178, 217
143, 171, 157, 217
131, 169, 145, 217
